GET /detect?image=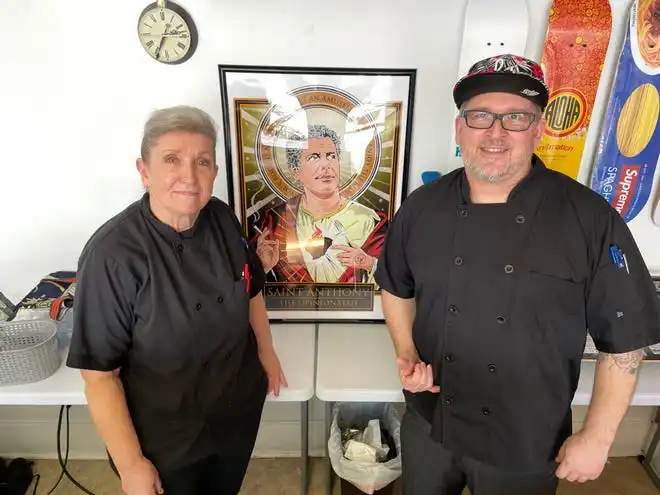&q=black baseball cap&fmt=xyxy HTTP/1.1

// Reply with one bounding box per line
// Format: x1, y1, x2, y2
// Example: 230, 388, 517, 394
453, 54, 549, 111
